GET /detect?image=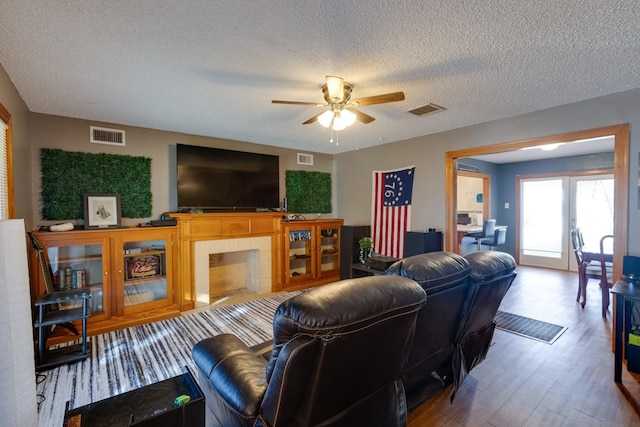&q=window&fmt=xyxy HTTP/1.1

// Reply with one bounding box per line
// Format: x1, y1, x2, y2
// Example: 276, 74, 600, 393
0, 102, 13, 219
